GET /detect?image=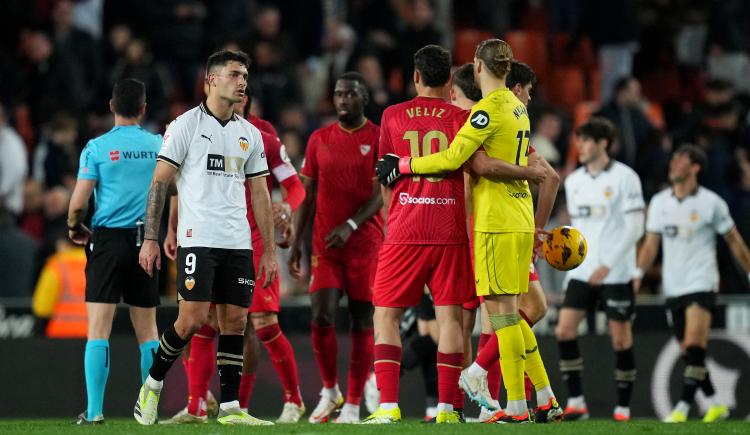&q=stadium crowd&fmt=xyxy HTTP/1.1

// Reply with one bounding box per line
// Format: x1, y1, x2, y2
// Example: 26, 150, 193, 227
1, 0, 749, 304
